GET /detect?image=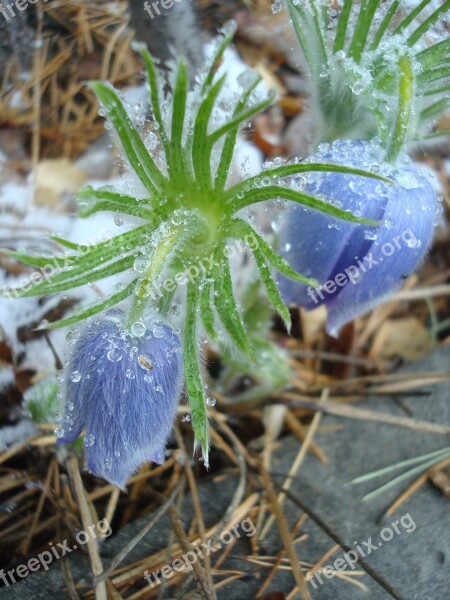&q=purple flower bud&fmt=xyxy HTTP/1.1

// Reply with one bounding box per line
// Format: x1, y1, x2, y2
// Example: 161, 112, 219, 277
278, 140, 439, 336
57, 313, 183, 489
